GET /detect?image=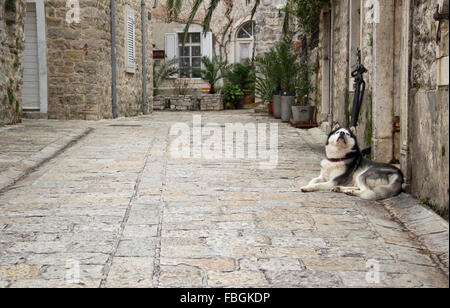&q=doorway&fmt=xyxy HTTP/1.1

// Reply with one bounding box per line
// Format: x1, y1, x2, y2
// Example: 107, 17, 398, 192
22, 1, 47, 114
